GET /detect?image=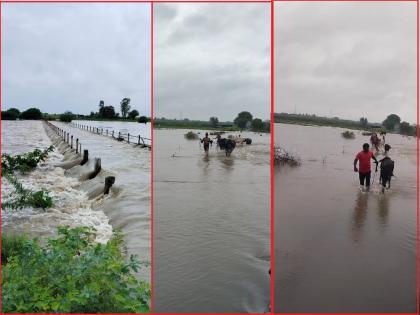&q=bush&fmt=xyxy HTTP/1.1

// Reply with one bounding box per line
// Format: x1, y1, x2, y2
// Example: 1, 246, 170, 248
20, 108, 43, 120
2, 146, 55, 210
274, 146, 301, 167
60, 111, 75, 123
2, 234, 30, 265
341, 130, 355, 139
2, 146, 54, 175
1, 111, 18, 120
128, 110, 139, 119
184, 131, 199, 140
138, 116, 149, 124
2, 226, 150, 313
